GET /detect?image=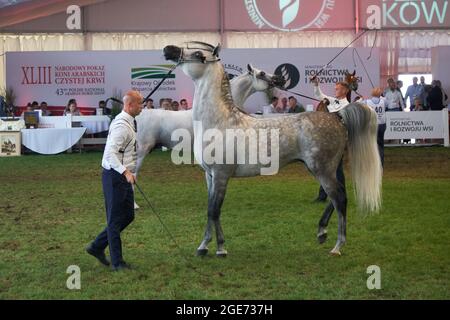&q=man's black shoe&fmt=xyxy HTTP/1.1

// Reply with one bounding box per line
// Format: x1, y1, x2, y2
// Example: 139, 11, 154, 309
86, 245, 110, 266
112, 262, 132, 272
